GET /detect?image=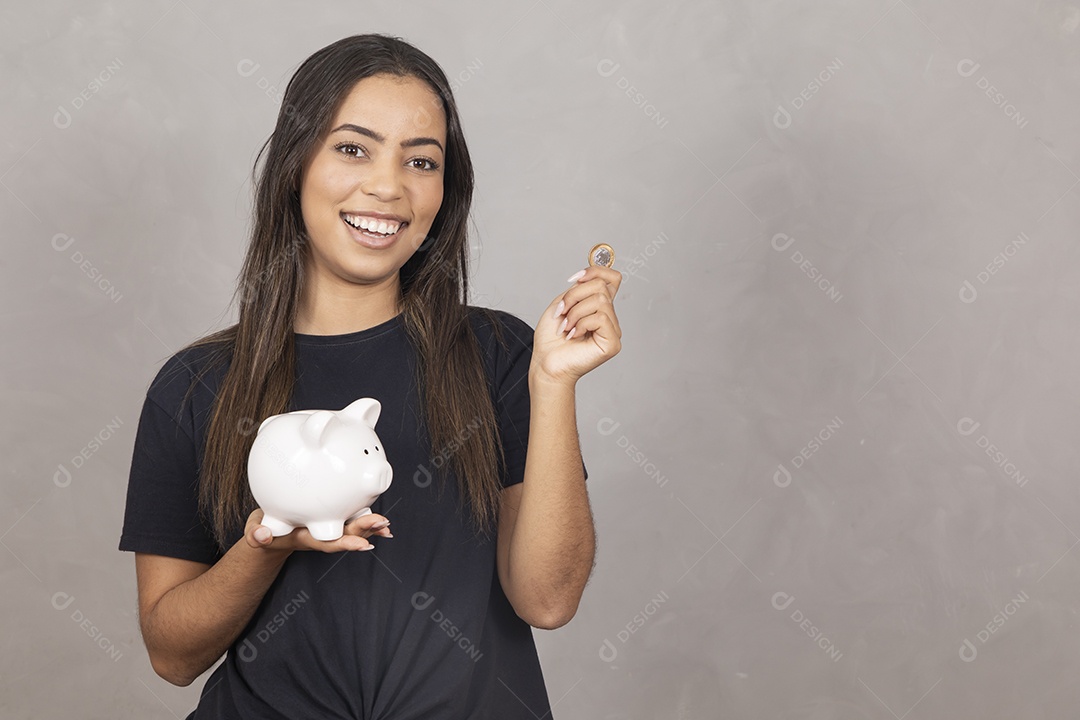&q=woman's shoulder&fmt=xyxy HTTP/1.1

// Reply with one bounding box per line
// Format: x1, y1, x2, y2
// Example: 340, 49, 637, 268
143, 330, 235, 421
465, 305, 536, 389
466, 304, 535, 347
